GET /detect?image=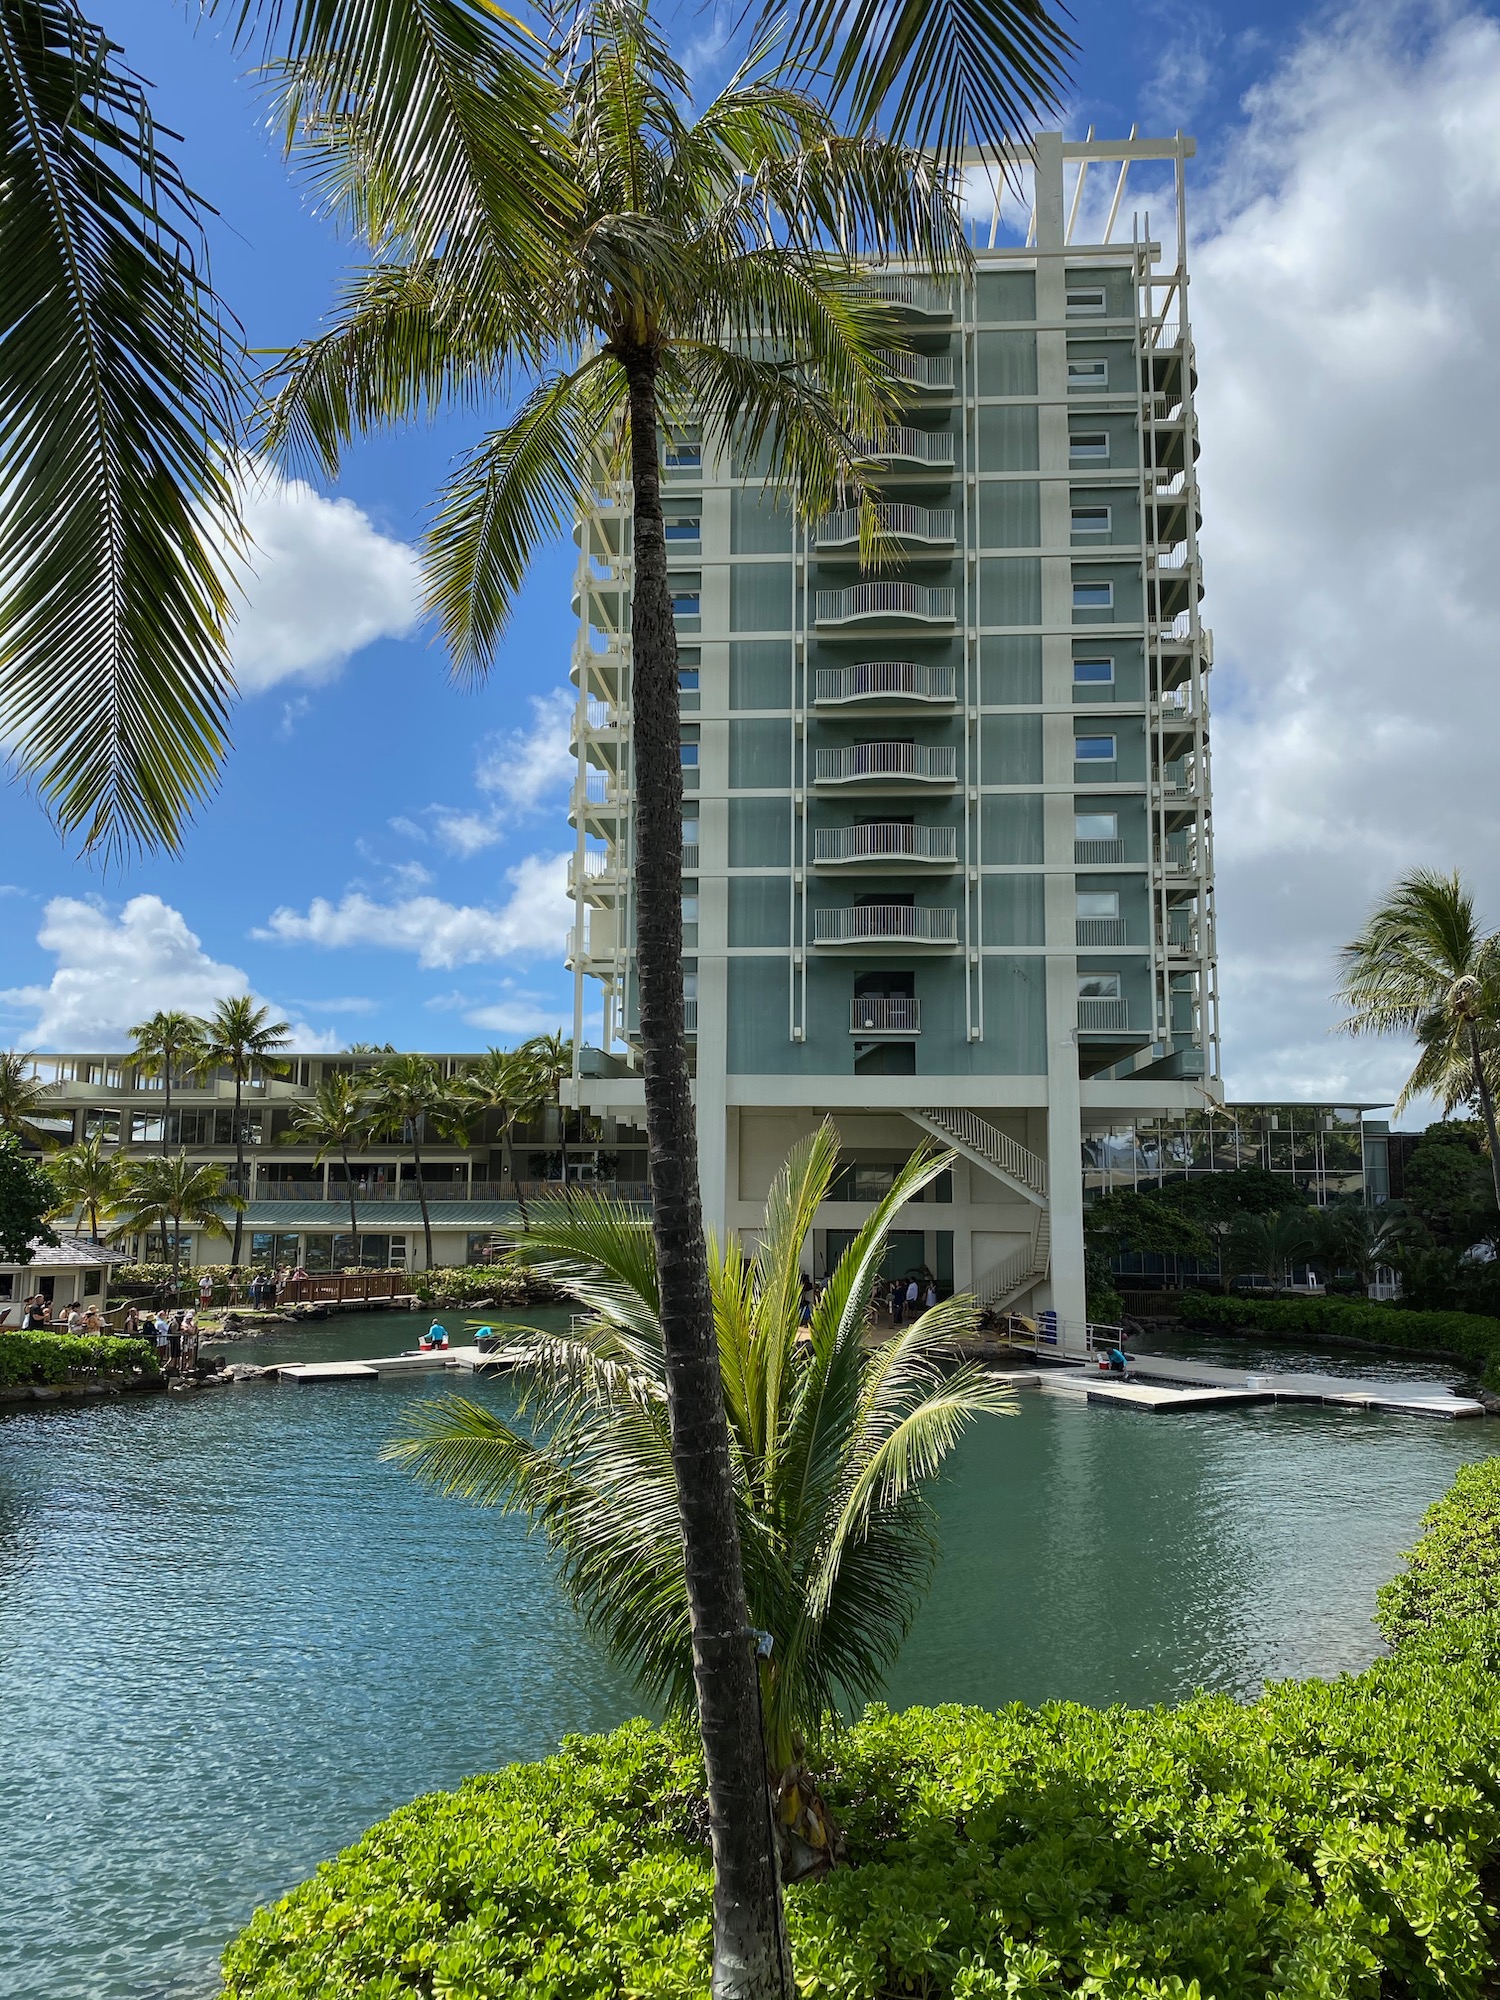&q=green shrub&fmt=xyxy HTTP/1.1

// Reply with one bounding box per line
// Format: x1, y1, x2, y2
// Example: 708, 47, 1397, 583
409, 1261, 563, 1309
0, 1331, 158, 1387
224, 1461, 1500, 2000
1377, 1458, 1500, 1646
1177, 1288, 1500, 1387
